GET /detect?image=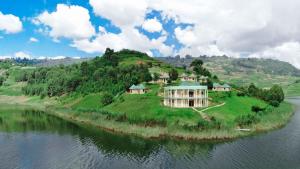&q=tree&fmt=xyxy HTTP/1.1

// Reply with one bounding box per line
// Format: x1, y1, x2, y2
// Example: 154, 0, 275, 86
101, 92, 114, 106
0, 76, 5, 86
248, 83, 258, 96
153, 73, 160, 81
190, 59, 203, 67
144, 72, 152, 82
102, 48, 119, 67
169, 68, 178, 81
266, 85, 284, 103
